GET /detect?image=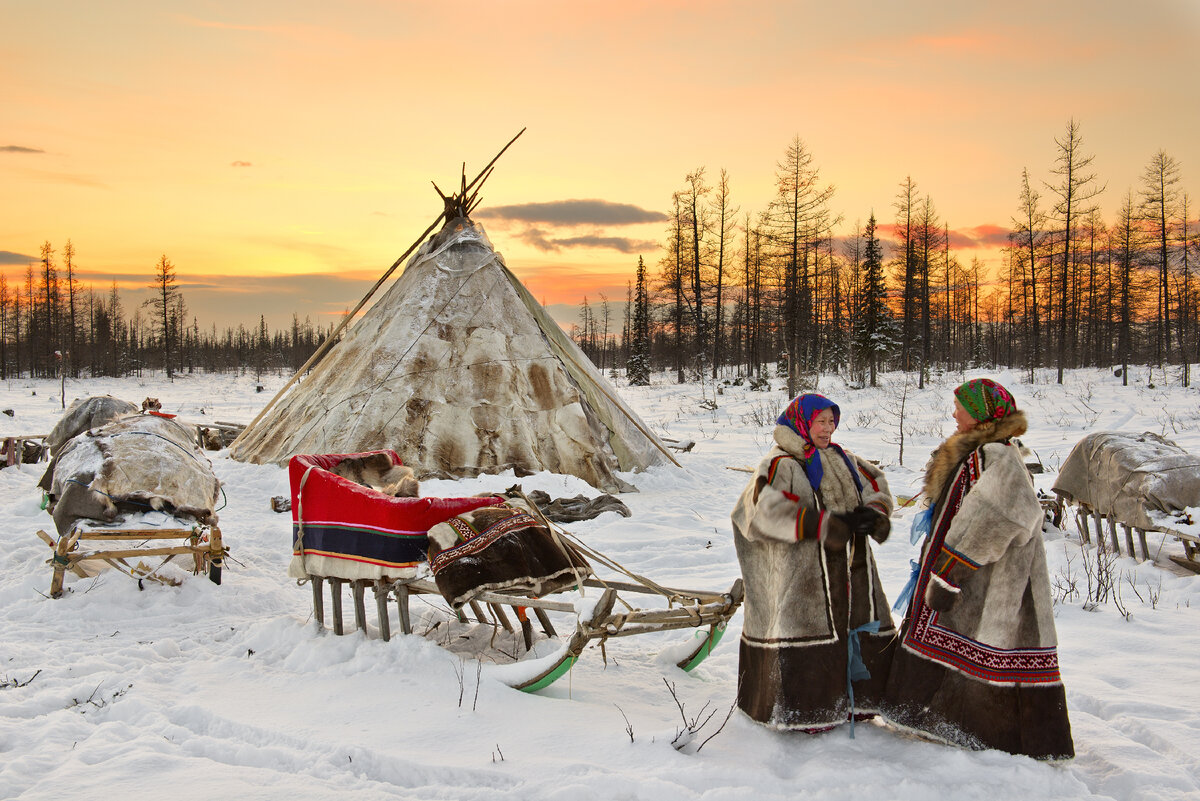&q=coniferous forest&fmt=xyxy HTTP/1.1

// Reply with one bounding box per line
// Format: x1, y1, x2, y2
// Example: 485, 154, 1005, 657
581, 121, 1198, 392
4, 121, 1196, 390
